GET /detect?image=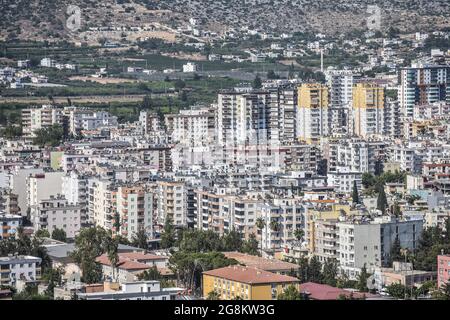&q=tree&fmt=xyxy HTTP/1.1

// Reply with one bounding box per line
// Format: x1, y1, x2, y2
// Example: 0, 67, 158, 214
297, 256, 309, 283
169, 252, 237, 291
113, 212, 121, 235
252, 75, 262, 89
142, 95, 153, 110
174, 79, 186, 91
51, 228, 67, 242
322, 259, 339, 287
294, 229, 304, 242
71, 227, 109, 284
42, 266, 64, 297
0, 125, 23, 139
35, 229, 50, 239
0, 228, 51, 274
131, 229, 148, 250
393, 202, 401, 217
352, 180, 359, 204
356, 264, 371, 292
104, 236, 119, 282
222, 230, 243, 251
376, 184, 388, 214
206, 290, 221, 300
433, 282, 450, 300
269, 220, 280, 233
277, 285, 305, 300
12, 283, 51, 300
33, 124, 64, 147
267, 70, 278, 80
307, 256, 322, 283
161, 215, 176, 249
255, 217, 266, 253
389, 236, 402, 266
138, 266, 162, 281
385, 282, 407, 299
362, 173, 376, 189
240, 234, 259, 256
